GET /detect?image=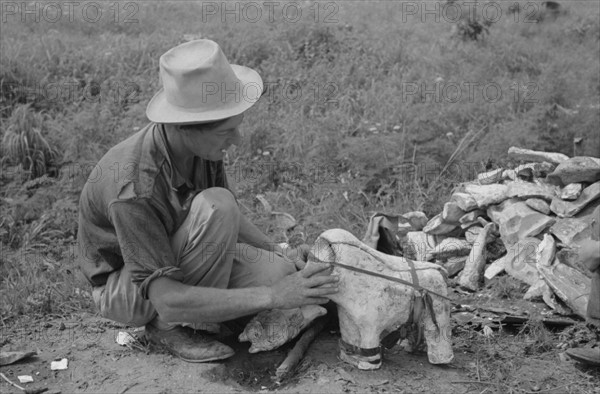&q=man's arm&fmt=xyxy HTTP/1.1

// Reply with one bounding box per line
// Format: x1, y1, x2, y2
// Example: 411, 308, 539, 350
148, 263, 338, 324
